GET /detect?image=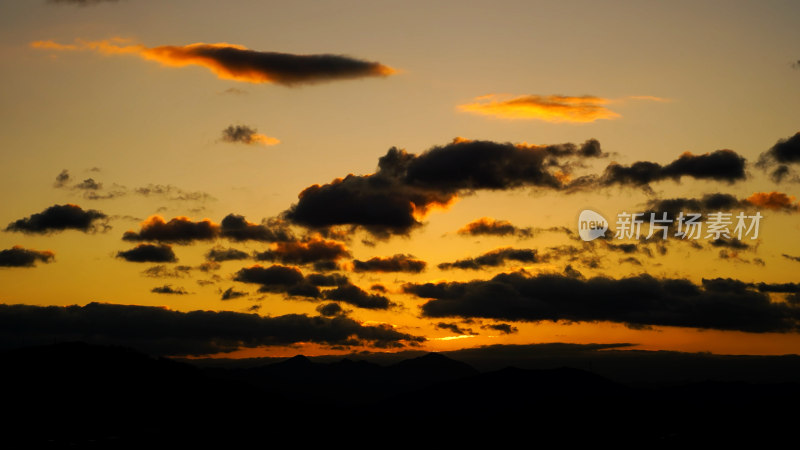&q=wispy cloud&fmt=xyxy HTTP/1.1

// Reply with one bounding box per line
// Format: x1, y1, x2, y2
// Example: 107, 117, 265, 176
458, 94, 667, 123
